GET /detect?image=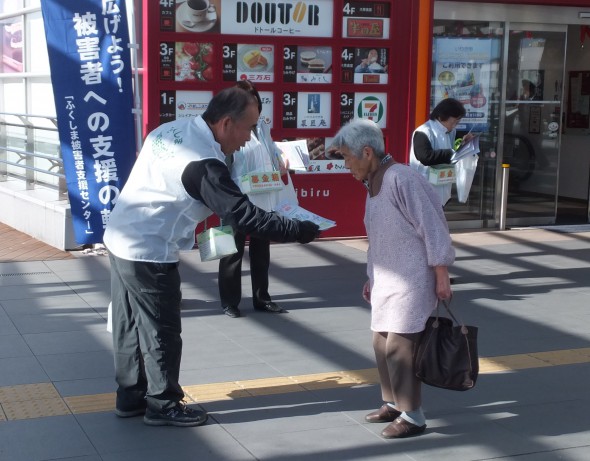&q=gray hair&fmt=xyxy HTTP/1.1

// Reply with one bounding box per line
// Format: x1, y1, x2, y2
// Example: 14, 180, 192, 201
329, 118, 386, 159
